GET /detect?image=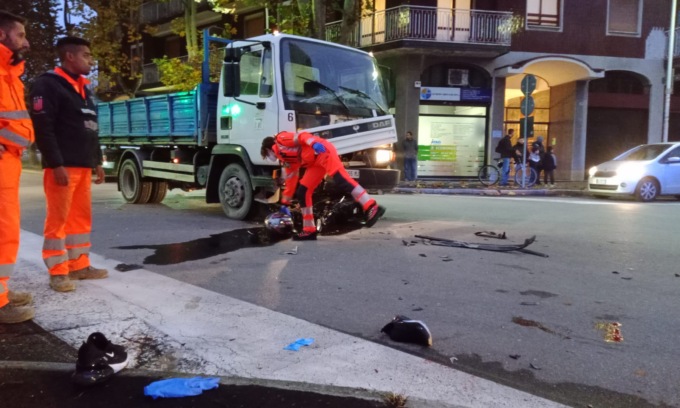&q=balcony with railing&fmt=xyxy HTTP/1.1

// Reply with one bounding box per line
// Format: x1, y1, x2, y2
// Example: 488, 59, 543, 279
140, 0, 185, 24
326, 6, 513, 49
